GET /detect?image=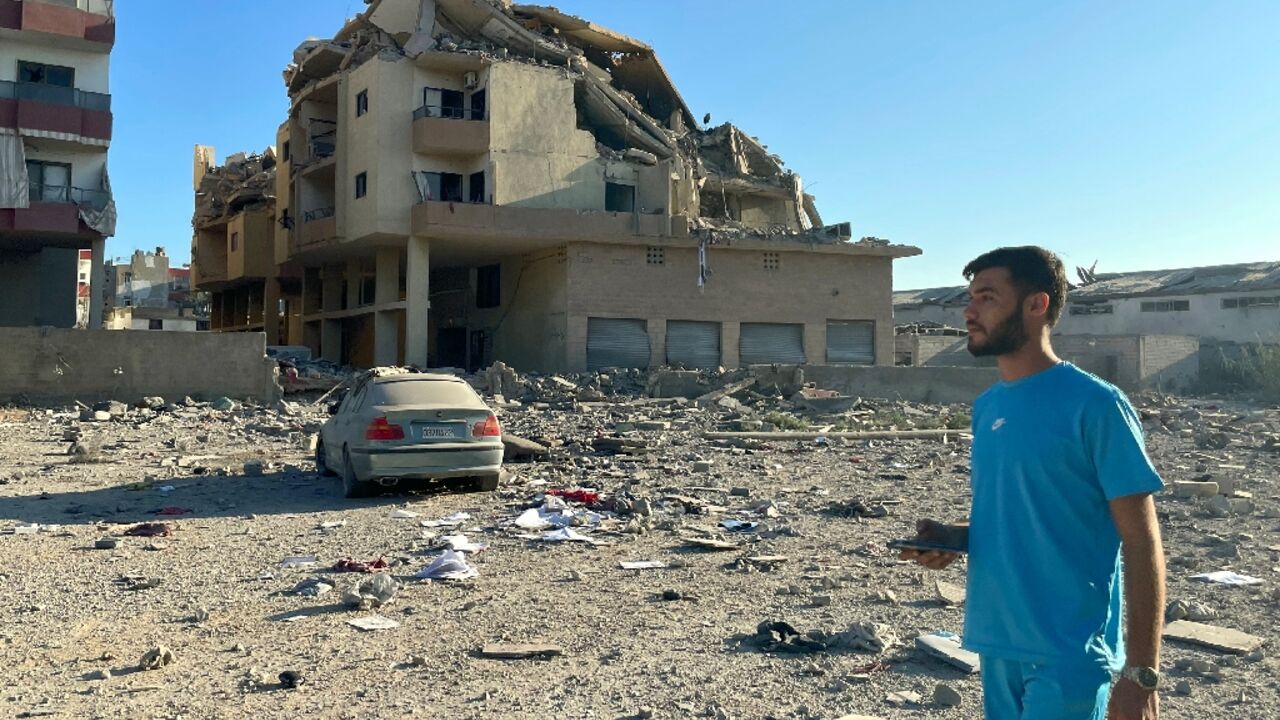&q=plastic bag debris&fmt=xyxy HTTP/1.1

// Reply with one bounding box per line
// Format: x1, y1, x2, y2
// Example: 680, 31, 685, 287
420, 512, 471, 528
415, 549, 479, 581
280, 555, 319, 568
1190, 570, 1264, 586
